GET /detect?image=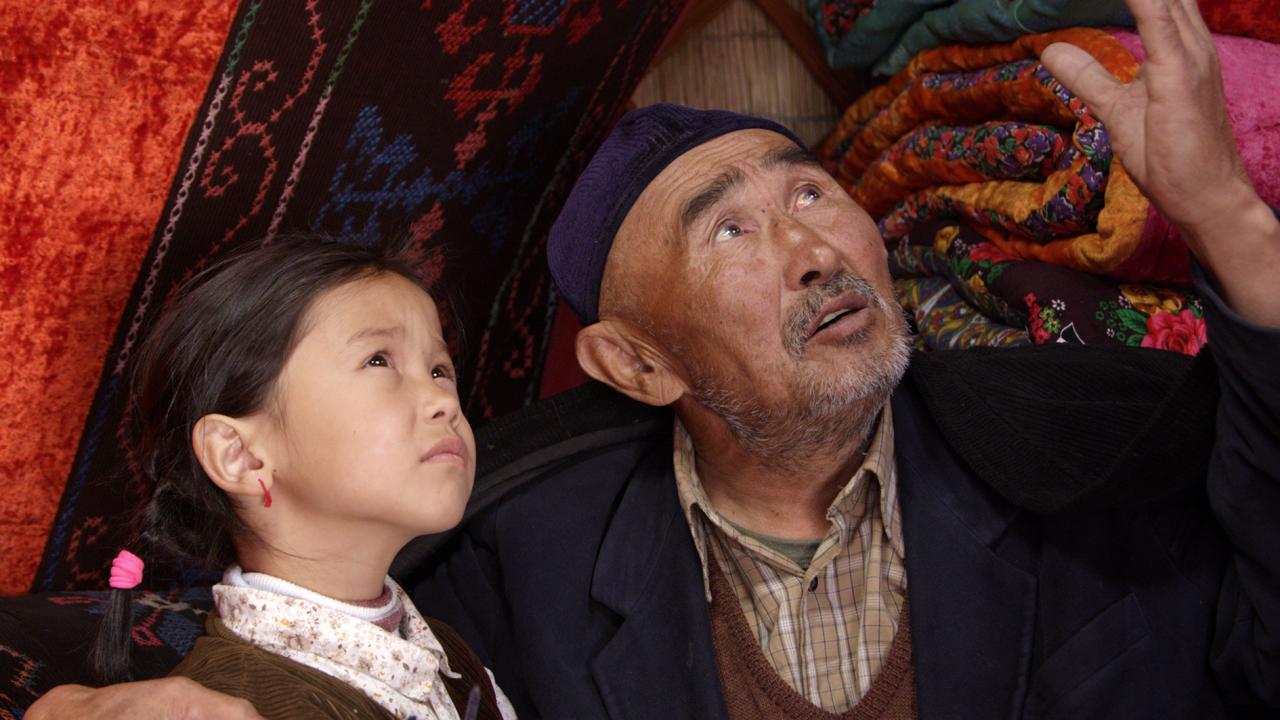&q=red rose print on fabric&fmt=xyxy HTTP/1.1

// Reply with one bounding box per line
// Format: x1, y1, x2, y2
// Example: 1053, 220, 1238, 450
1141, 309, 1207, 355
